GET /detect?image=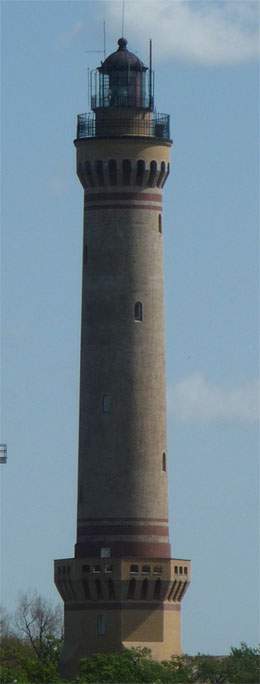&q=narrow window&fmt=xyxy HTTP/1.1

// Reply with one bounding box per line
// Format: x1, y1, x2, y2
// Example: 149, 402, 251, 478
153, 565, 162, 575
184, 567, 188, 575
179, 566, 183, 575
84, 243, 88, 266
108, 159, 117, 186
130, 564, 139, 574
141, 578, 149, 599
157, 161, 166, 188
134, 301, 143, 322
148, 160, 157, 187
127, 578, 136, 599
158, 214, 162, 234
136, 159, 145, 186
102, 395, 112, 413
174, 566, 178, 574
96, 160, 105, 186
153, 579, 161, 600
97, 614, 106, 636
162, 452, 166, 472
82, 579, 91, 599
